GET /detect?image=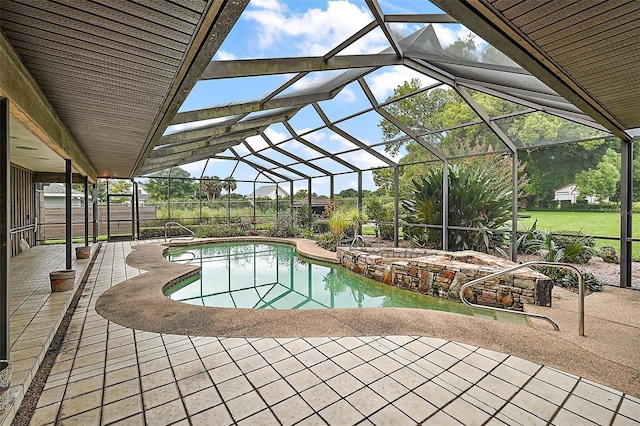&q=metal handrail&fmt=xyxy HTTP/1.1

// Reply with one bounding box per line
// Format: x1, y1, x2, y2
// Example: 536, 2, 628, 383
350, 234, 365, 247
459, 261, 585, 336
9, 223, 37, 240
164, 221, 195, 242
